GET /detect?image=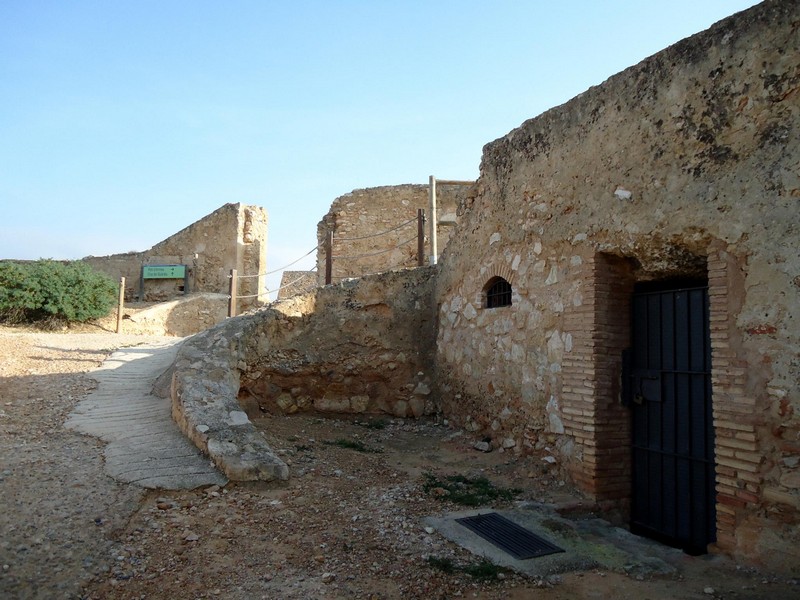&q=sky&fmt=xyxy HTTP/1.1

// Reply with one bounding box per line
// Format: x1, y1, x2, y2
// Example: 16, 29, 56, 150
0, 1, 761, 297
